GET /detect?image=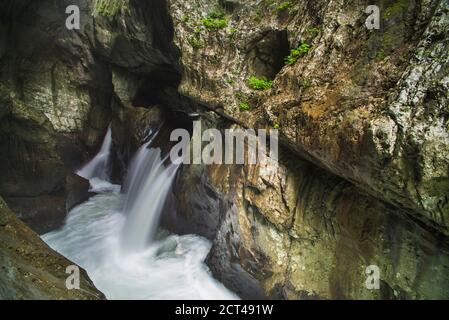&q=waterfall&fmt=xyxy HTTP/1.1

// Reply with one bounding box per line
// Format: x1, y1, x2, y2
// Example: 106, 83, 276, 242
77, 124, 112, 181
42, 126, 238, 299
76, 124, 181, 252
121, 141, 180, 252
